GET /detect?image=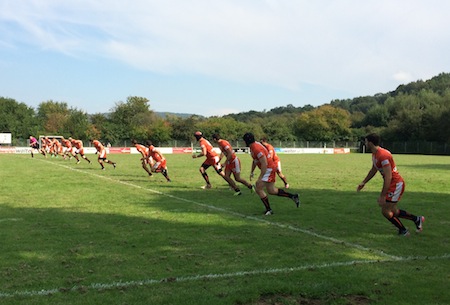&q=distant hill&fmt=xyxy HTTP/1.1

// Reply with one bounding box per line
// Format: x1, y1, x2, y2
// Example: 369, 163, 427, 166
155, 112, 200, 119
